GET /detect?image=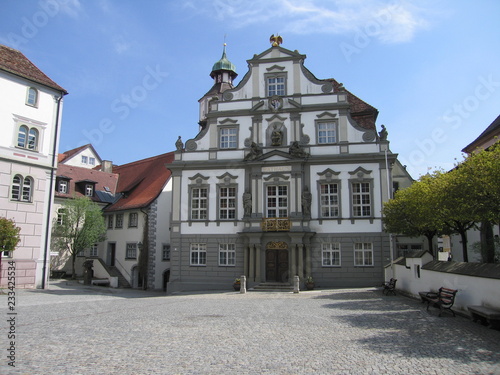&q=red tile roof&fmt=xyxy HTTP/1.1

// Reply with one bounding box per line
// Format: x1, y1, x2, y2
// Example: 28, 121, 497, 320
55, 164, 119, 202
58, 144, 101, 164
0, 44, 67, 94
105, 152, 175, 212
